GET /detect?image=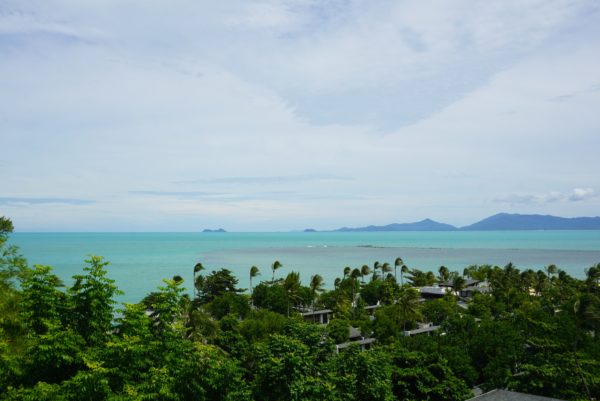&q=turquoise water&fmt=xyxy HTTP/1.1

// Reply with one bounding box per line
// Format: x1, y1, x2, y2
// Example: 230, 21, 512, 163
9, 231, 600, 304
